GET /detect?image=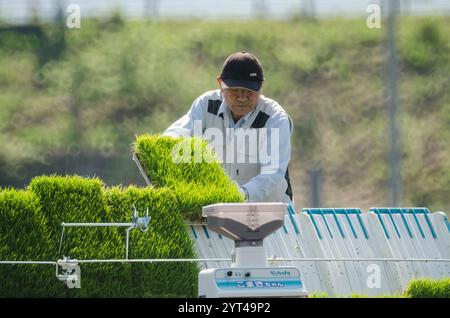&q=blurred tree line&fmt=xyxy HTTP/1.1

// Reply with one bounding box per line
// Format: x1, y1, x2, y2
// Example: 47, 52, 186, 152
0, 13, 449, 211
